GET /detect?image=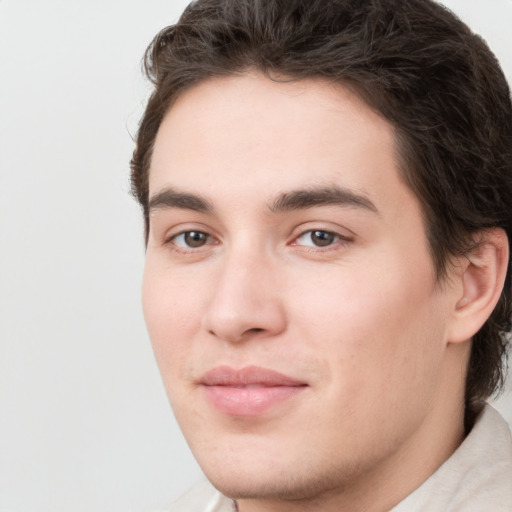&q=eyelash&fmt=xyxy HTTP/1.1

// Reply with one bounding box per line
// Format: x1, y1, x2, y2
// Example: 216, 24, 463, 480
166, 228, 350, 253
167, 230, 216, 251
292, 229, 351, 250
